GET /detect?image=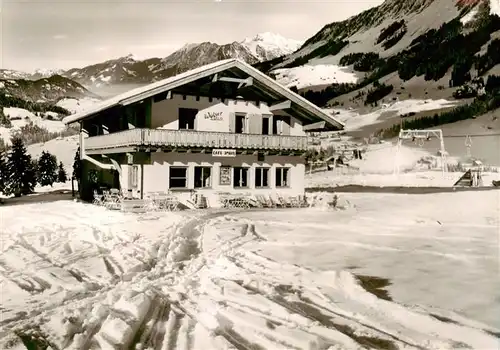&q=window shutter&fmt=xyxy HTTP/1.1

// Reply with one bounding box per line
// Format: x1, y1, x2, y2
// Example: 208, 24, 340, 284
229, 112, 236, 133
248, 113, 262, 134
